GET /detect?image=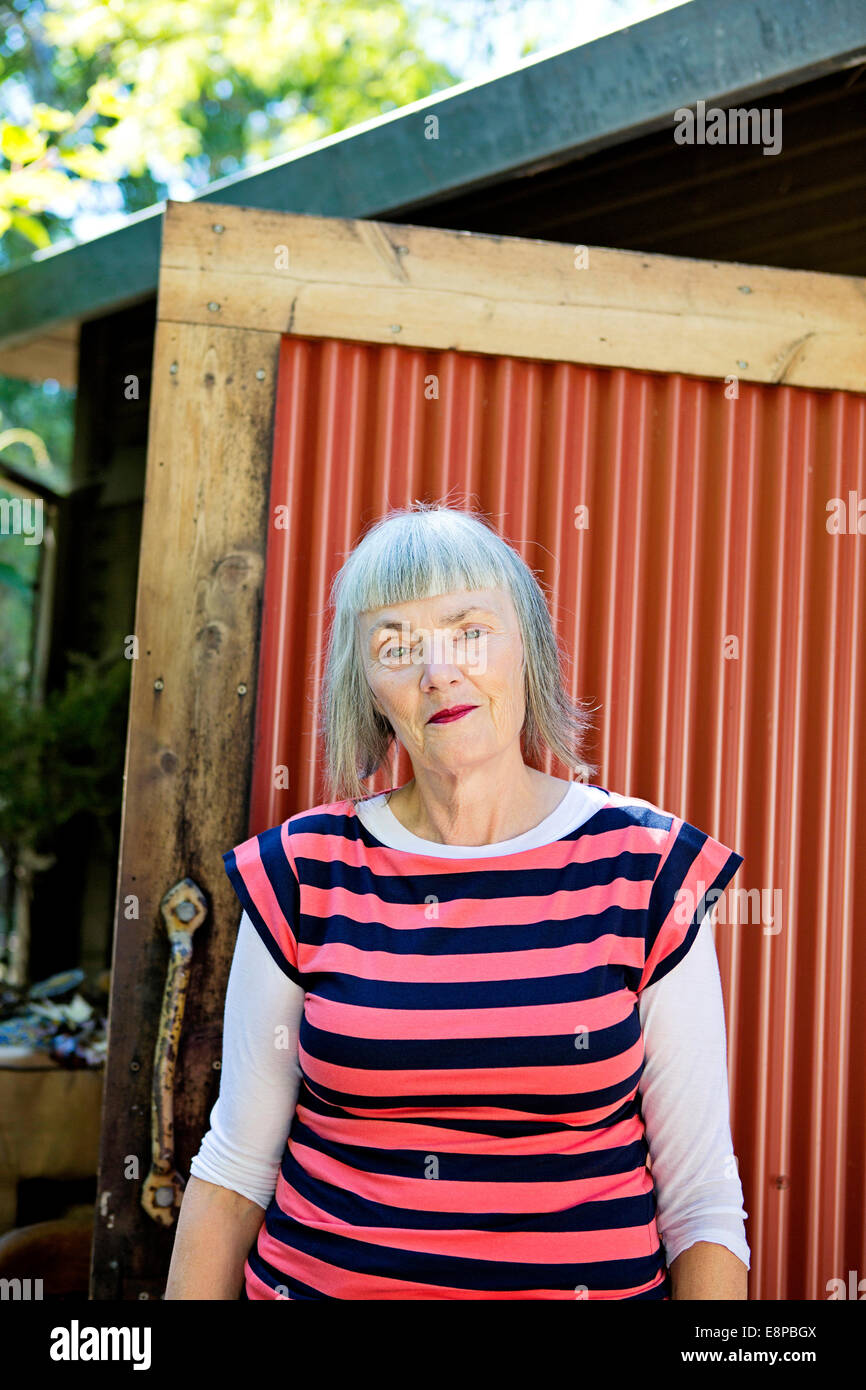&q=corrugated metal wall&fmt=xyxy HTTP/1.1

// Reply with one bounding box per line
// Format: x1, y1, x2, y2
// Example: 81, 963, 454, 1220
250, 332, 865, 1302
